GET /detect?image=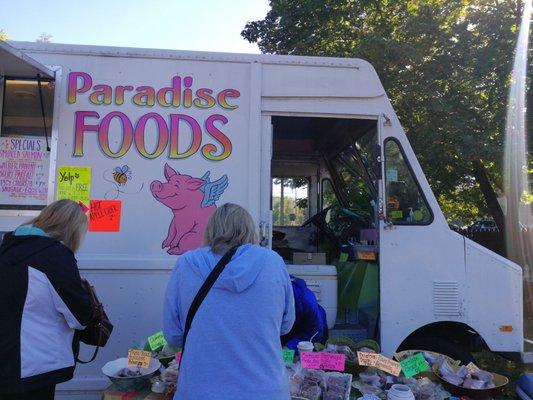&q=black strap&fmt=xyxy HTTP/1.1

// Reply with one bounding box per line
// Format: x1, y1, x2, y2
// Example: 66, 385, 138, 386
76, 346, 99, 364
36, 74, 51, 152
179, 246, 238, 367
